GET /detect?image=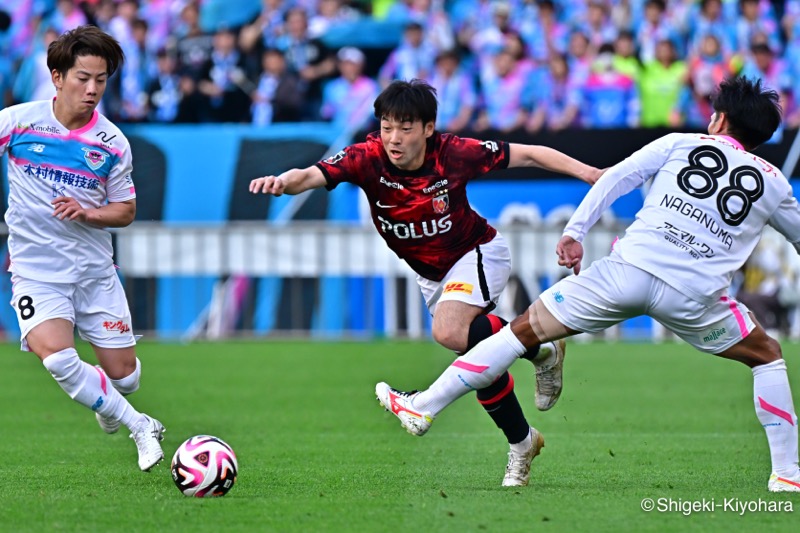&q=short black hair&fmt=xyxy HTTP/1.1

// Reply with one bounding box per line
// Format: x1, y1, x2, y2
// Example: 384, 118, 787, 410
47, 25, 124, 77
711, 76, 781, 149
373, 79, 437, 125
